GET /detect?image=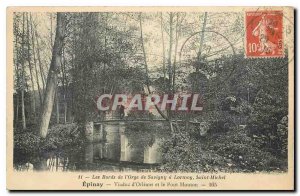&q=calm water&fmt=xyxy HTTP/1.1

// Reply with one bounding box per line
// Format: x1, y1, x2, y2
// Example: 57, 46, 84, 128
15, 122, 164, 172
